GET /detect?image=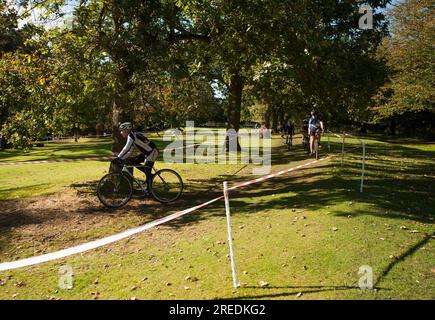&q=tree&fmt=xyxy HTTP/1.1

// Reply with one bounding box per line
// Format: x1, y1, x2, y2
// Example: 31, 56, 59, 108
372, 0, 434, 135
